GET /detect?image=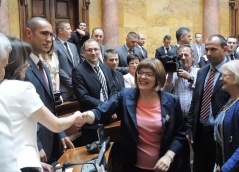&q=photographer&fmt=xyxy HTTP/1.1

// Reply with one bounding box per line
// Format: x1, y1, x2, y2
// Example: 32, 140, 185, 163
162, 44, 199, 122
